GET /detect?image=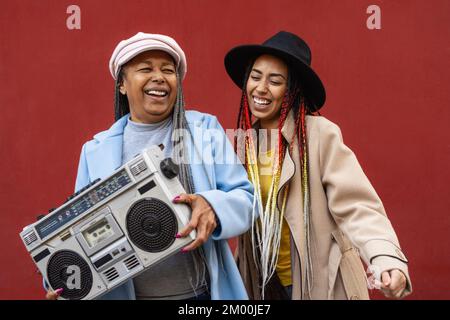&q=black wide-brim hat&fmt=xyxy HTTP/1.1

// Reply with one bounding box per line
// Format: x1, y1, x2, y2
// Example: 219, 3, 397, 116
224, 31, 326, 111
